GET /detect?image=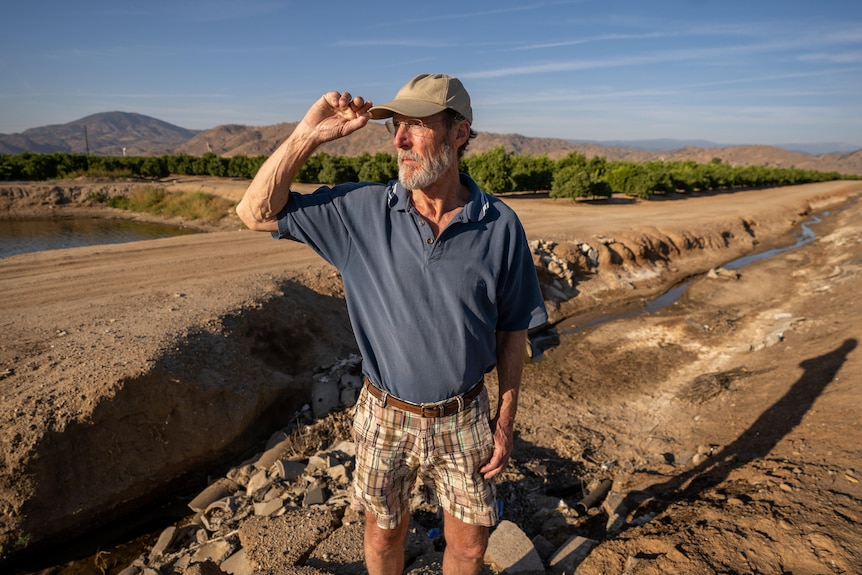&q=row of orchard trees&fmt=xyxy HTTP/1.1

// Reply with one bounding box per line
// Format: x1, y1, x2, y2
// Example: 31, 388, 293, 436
0, 151, 397, 184
460, 146, 852, 199
1, 148, 853, 198
0, 152, 268, 181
